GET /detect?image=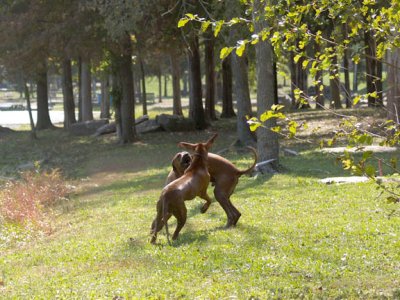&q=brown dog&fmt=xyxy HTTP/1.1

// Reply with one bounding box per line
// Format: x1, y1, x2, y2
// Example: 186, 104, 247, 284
150, 134, 217, 244
166, 147, 257, 227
